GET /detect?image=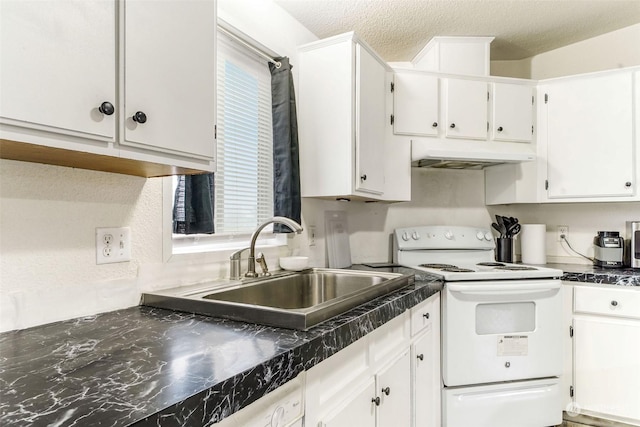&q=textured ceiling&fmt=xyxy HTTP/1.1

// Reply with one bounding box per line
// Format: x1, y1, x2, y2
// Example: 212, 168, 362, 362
274, 0, 640, 61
